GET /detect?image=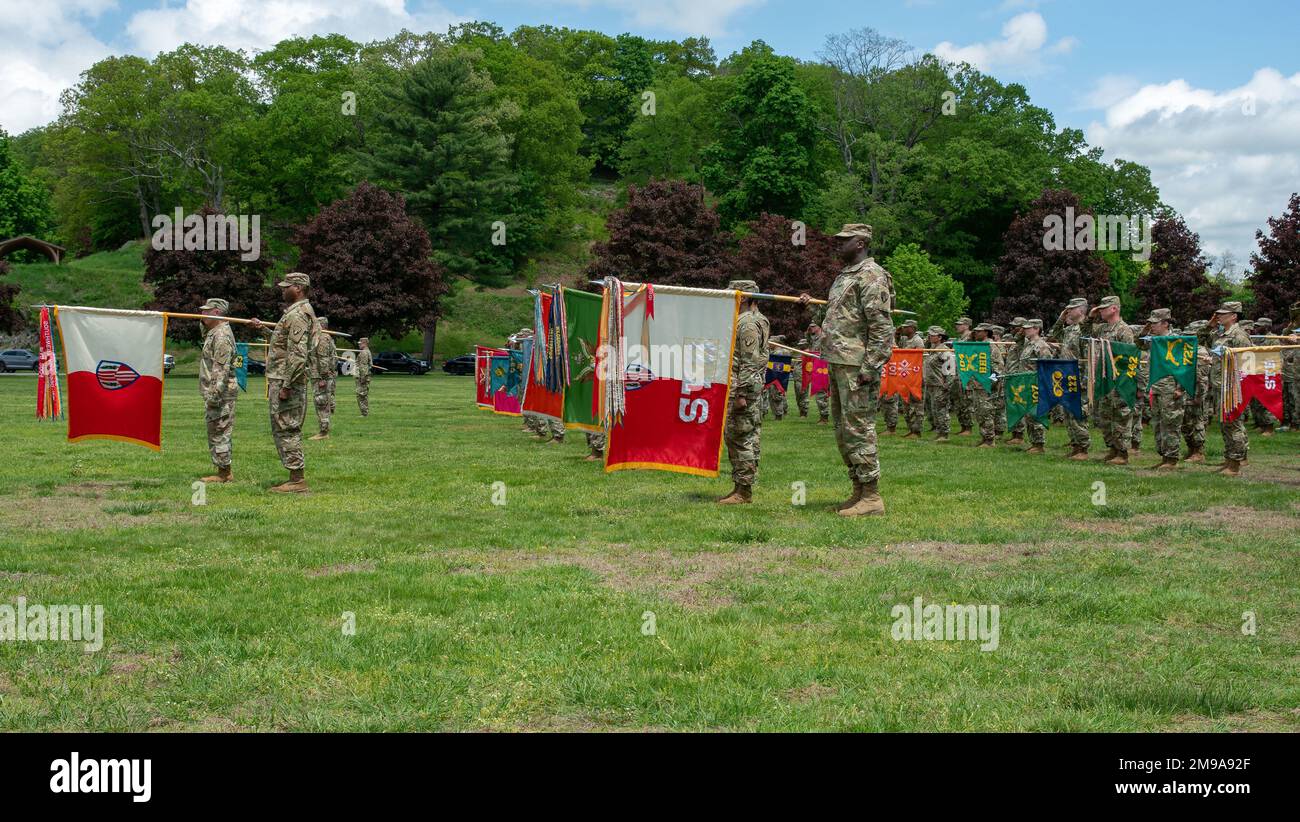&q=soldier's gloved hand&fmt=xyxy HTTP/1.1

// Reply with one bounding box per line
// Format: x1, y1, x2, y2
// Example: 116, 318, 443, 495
317, 380, 326, 390
278, 387, 291, 401
733, 395, 748, 409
